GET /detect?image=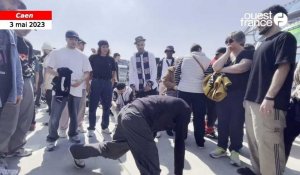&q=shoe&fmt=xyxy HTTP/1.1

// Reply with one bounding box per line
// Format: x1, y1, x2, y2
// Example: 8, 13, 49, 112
166, 130, 174, 136
69, 146, 85, 168
237, 167, 256, 175
42, 122, 48, 126
205, 132, 218, 139
6, 148, 32, 158
77, 125, 86, 133
101, 128, 111, 134
29, 124, 36, 131
69, 135, 81, 143
0, 157, 8, 169
209, 147, 227, 158
46, 141, 55, 152
197, 142, 205, 149
58, 129, 67, 138
0, 167, 19, 175
155, 132, 161, 138
230, 151, 241, 167
87, 130, 95, 137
